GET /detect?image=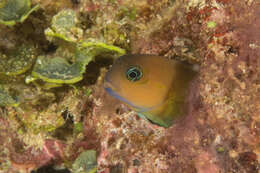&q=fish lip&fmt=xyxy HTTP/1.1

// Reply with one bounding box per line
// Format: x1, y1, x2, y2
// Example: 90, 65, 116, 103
103, 83, 134, 107
104, 80, 146, 111
104, 81, 157, 113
